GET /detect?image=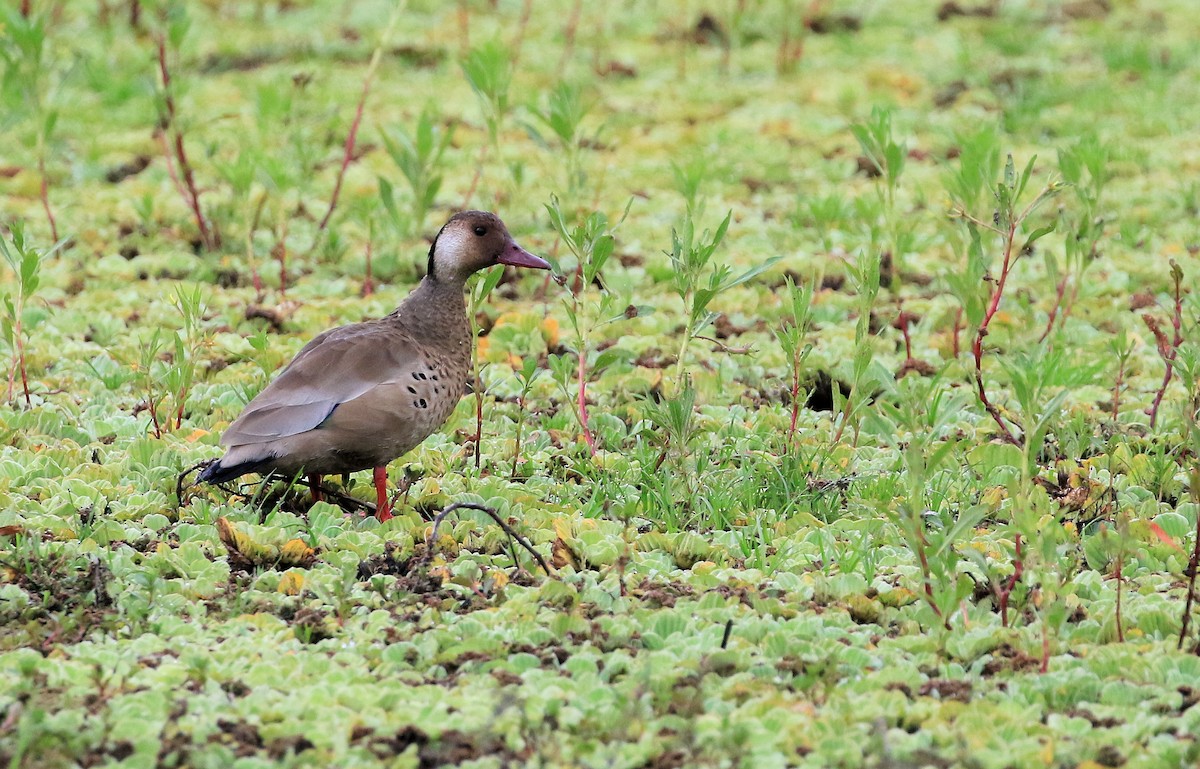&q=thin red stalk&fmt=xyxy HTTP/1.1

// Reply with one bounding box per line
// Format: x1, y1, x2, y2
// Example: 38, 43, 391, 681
511, 393, 525, 478
787, 360, 801, 450
951, 306, 963, 359
558, 0, 582, 72
1112, 354, 1126, 422
273, 216, 289, 296
914, 532, 945, 628
155, 38, 216, 250
474, 374, 484, 469
36, 151, 57, 243
1180, 468, 1200, 651
316, 10, 398, 236
578, 348, 595, 454
15, 334, 31, 406
1147, 274, 1184, 428
457, 0, 470, 56
972, 222, 1020, 445
461, 143, 488, 210
20, 0, 30, 17
1038, 274, 1069, 343
1115, 546, 1125, 643
1040, 617, 1050, 674
154, 129, 190, 208
129, 0, 139, 28
317, 83, 370, 233
997, 533, 1023, 627
509, 0, 535, 69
